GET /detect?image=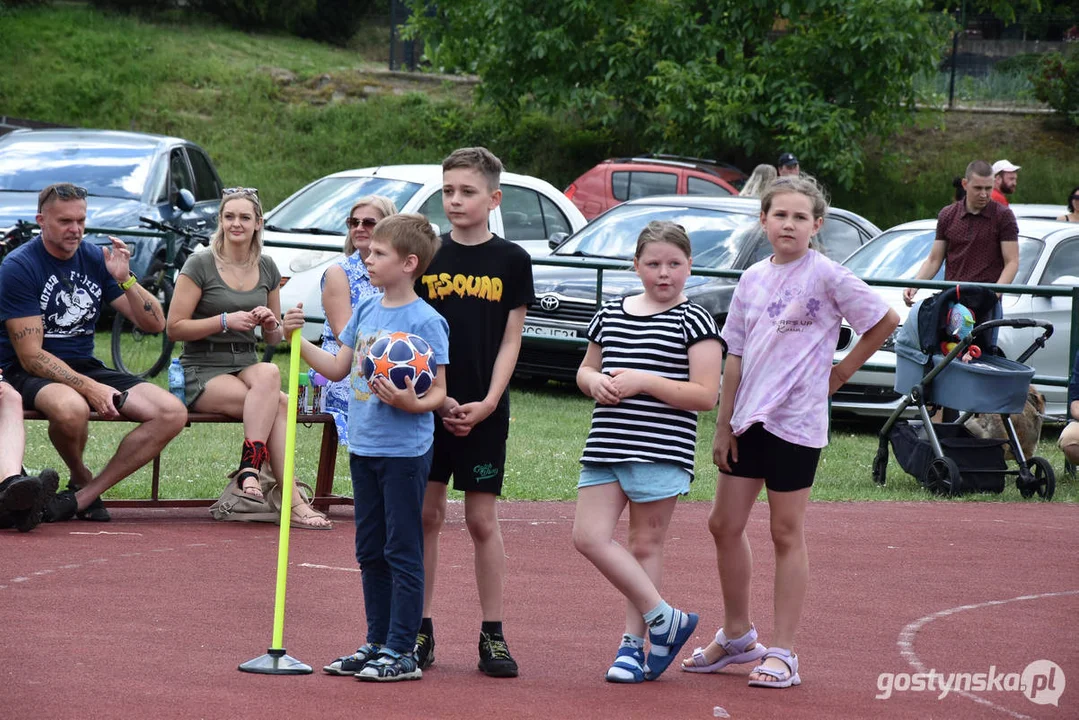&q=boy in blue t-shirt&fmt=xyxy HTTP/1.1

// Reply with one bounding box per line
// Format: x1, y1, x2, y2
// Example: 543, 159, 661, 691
283, 214, 449, 682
